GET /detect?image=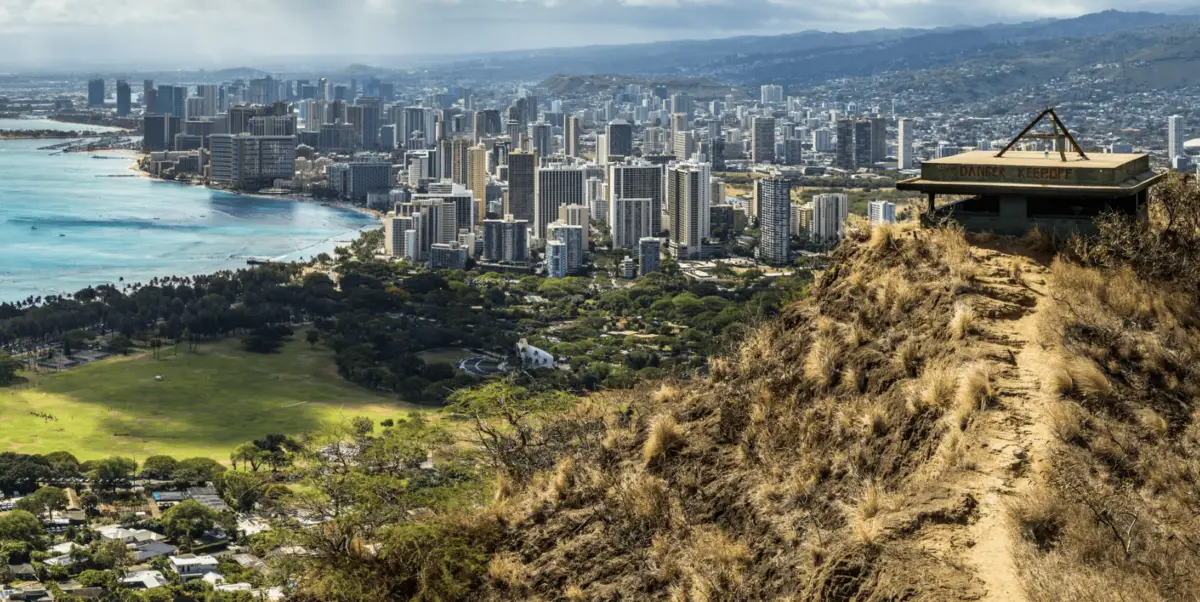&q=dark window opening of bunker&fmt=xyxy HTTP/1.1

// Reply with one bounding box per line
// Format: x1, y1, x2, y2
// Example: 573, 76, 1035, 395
950, 194, 1140, 218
